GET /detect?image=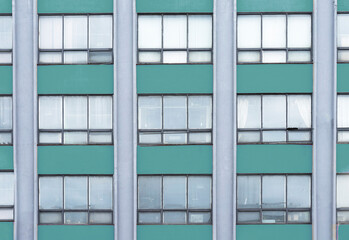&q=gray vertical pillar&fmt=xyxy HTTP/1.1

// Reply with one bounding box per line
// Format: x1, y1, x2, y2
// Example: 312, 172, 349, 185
115, 0, 135, 239
214, 0, 236, 240
13, 0, 36, 239
313, 0, 337, 238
